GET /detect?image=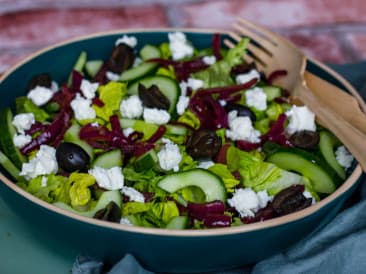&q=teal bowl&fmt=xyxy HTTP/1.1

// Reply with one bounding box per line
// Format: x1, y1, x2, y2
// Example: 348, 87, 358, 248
0, 29, 363, 273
